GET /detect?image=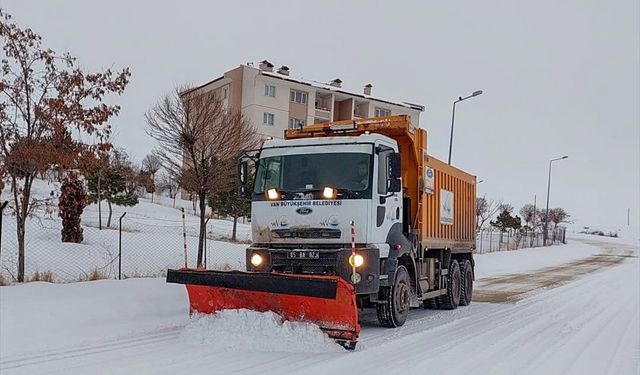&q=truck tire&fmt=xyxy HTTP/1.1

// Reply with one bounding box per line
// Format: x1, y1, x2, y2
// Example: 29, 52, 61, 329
459, 259, 473, 306
436, 259, 461, 310
377, 265, 410, 327
423, 298, 439, 309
